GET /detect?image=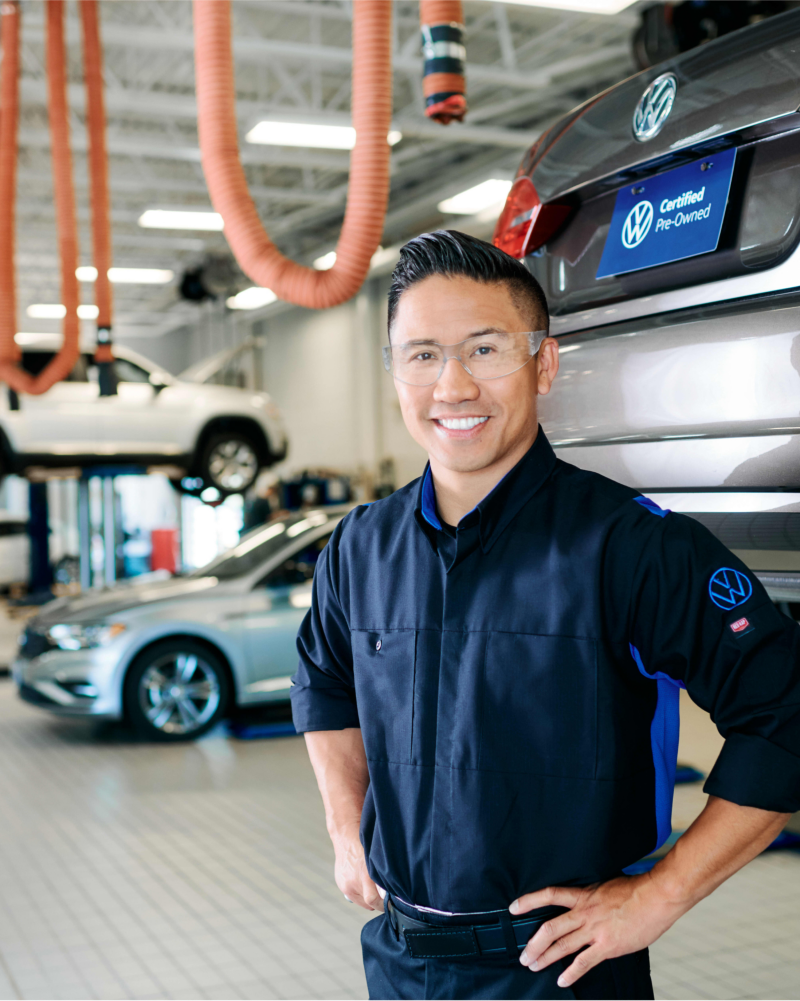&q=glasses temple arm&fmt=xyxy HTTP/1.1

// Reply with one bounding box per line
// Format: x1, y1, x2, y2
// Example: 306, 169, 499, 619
528, 330, 549, 355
